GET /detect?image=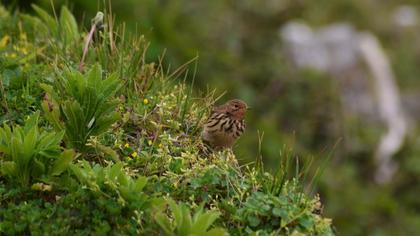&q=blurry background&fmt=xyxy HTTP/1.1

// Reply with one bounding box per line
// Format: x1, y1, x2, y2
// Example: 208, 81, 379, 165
4, 0, 420, 235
